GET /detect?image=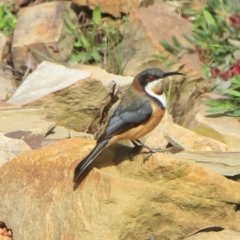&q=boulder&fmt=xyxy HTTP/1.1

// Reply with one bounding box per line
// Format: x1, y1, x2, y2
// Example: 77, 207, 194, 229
7, 62, 132, 132
11, 1, 76, 73
109, 3, 203, 79
1, 138, 240, 239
